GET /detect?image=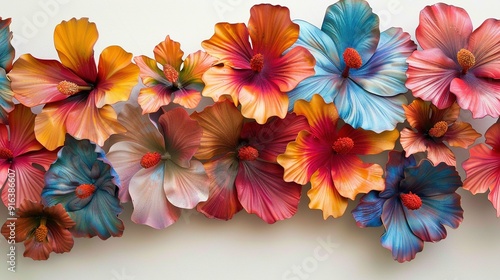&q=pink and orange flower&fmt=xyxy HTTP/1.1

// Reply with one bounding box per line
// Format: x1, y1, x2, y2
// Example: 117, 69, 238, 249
201, 4, 315, 124
400, 98, 480, 166
134, 36, 216, 113
8, 18, 139, 150
277, 94, 399, 218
